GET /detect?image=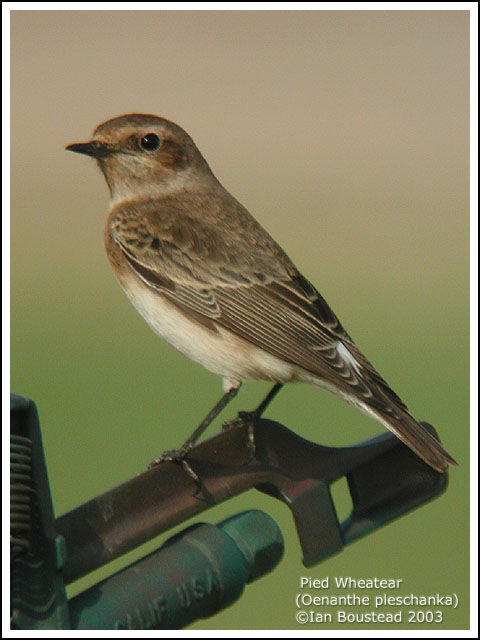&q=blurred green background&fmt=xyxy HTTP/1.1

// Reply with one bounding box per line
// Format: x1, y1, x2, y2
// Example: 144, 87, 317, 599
11, 10, 469, 630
